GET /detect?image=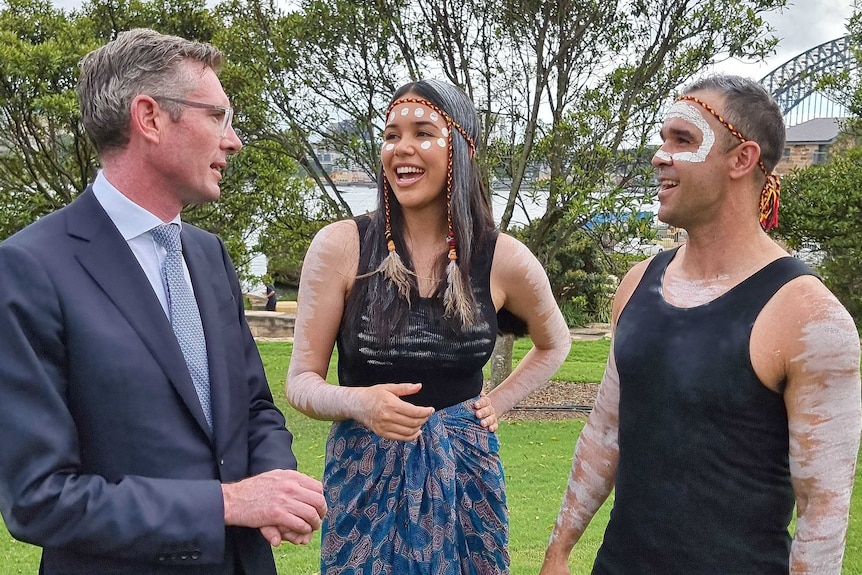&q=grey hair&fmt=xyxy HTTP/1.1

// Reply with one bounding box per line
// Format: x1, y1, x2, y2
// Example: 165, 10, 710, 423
77, 28, 223, 154
682, 74, 785, 173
